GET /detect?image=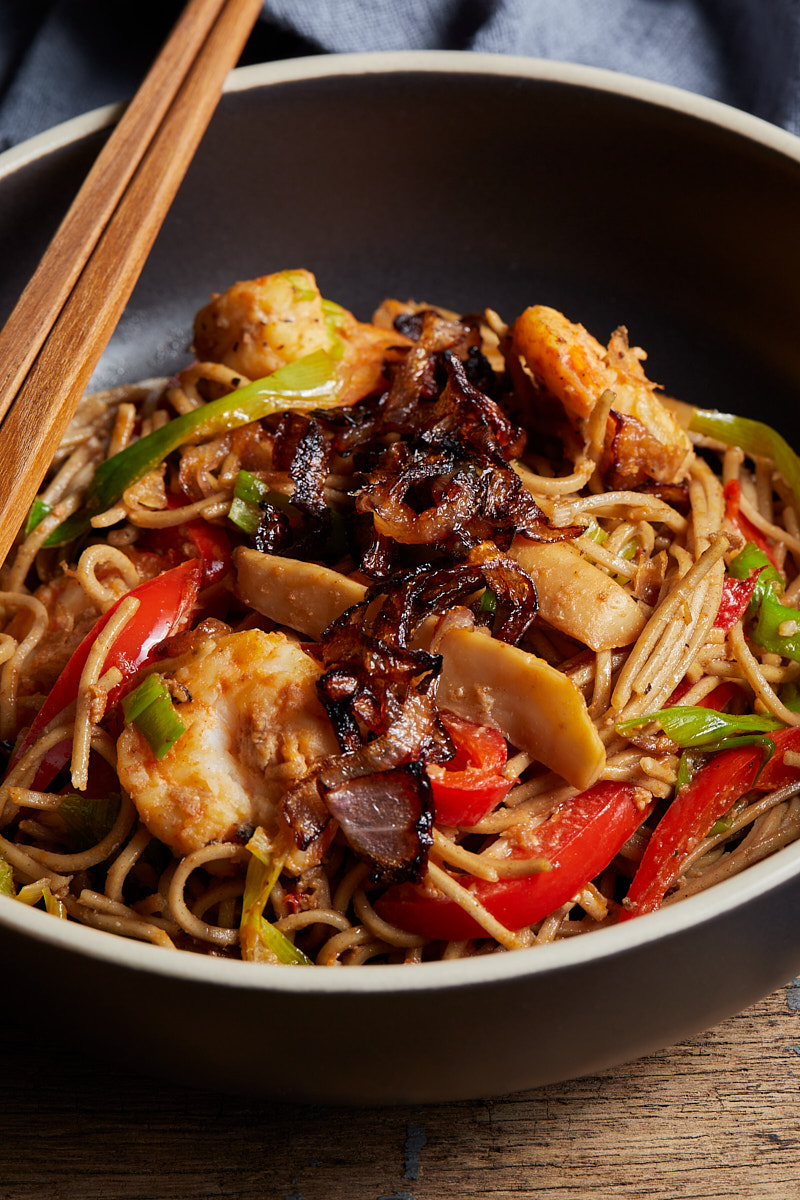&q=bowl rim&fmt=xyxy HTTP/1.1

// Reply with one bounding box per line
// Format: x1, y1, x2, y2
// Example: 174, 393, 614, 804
3, 48, 800, 178
3, 48, 800, 996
